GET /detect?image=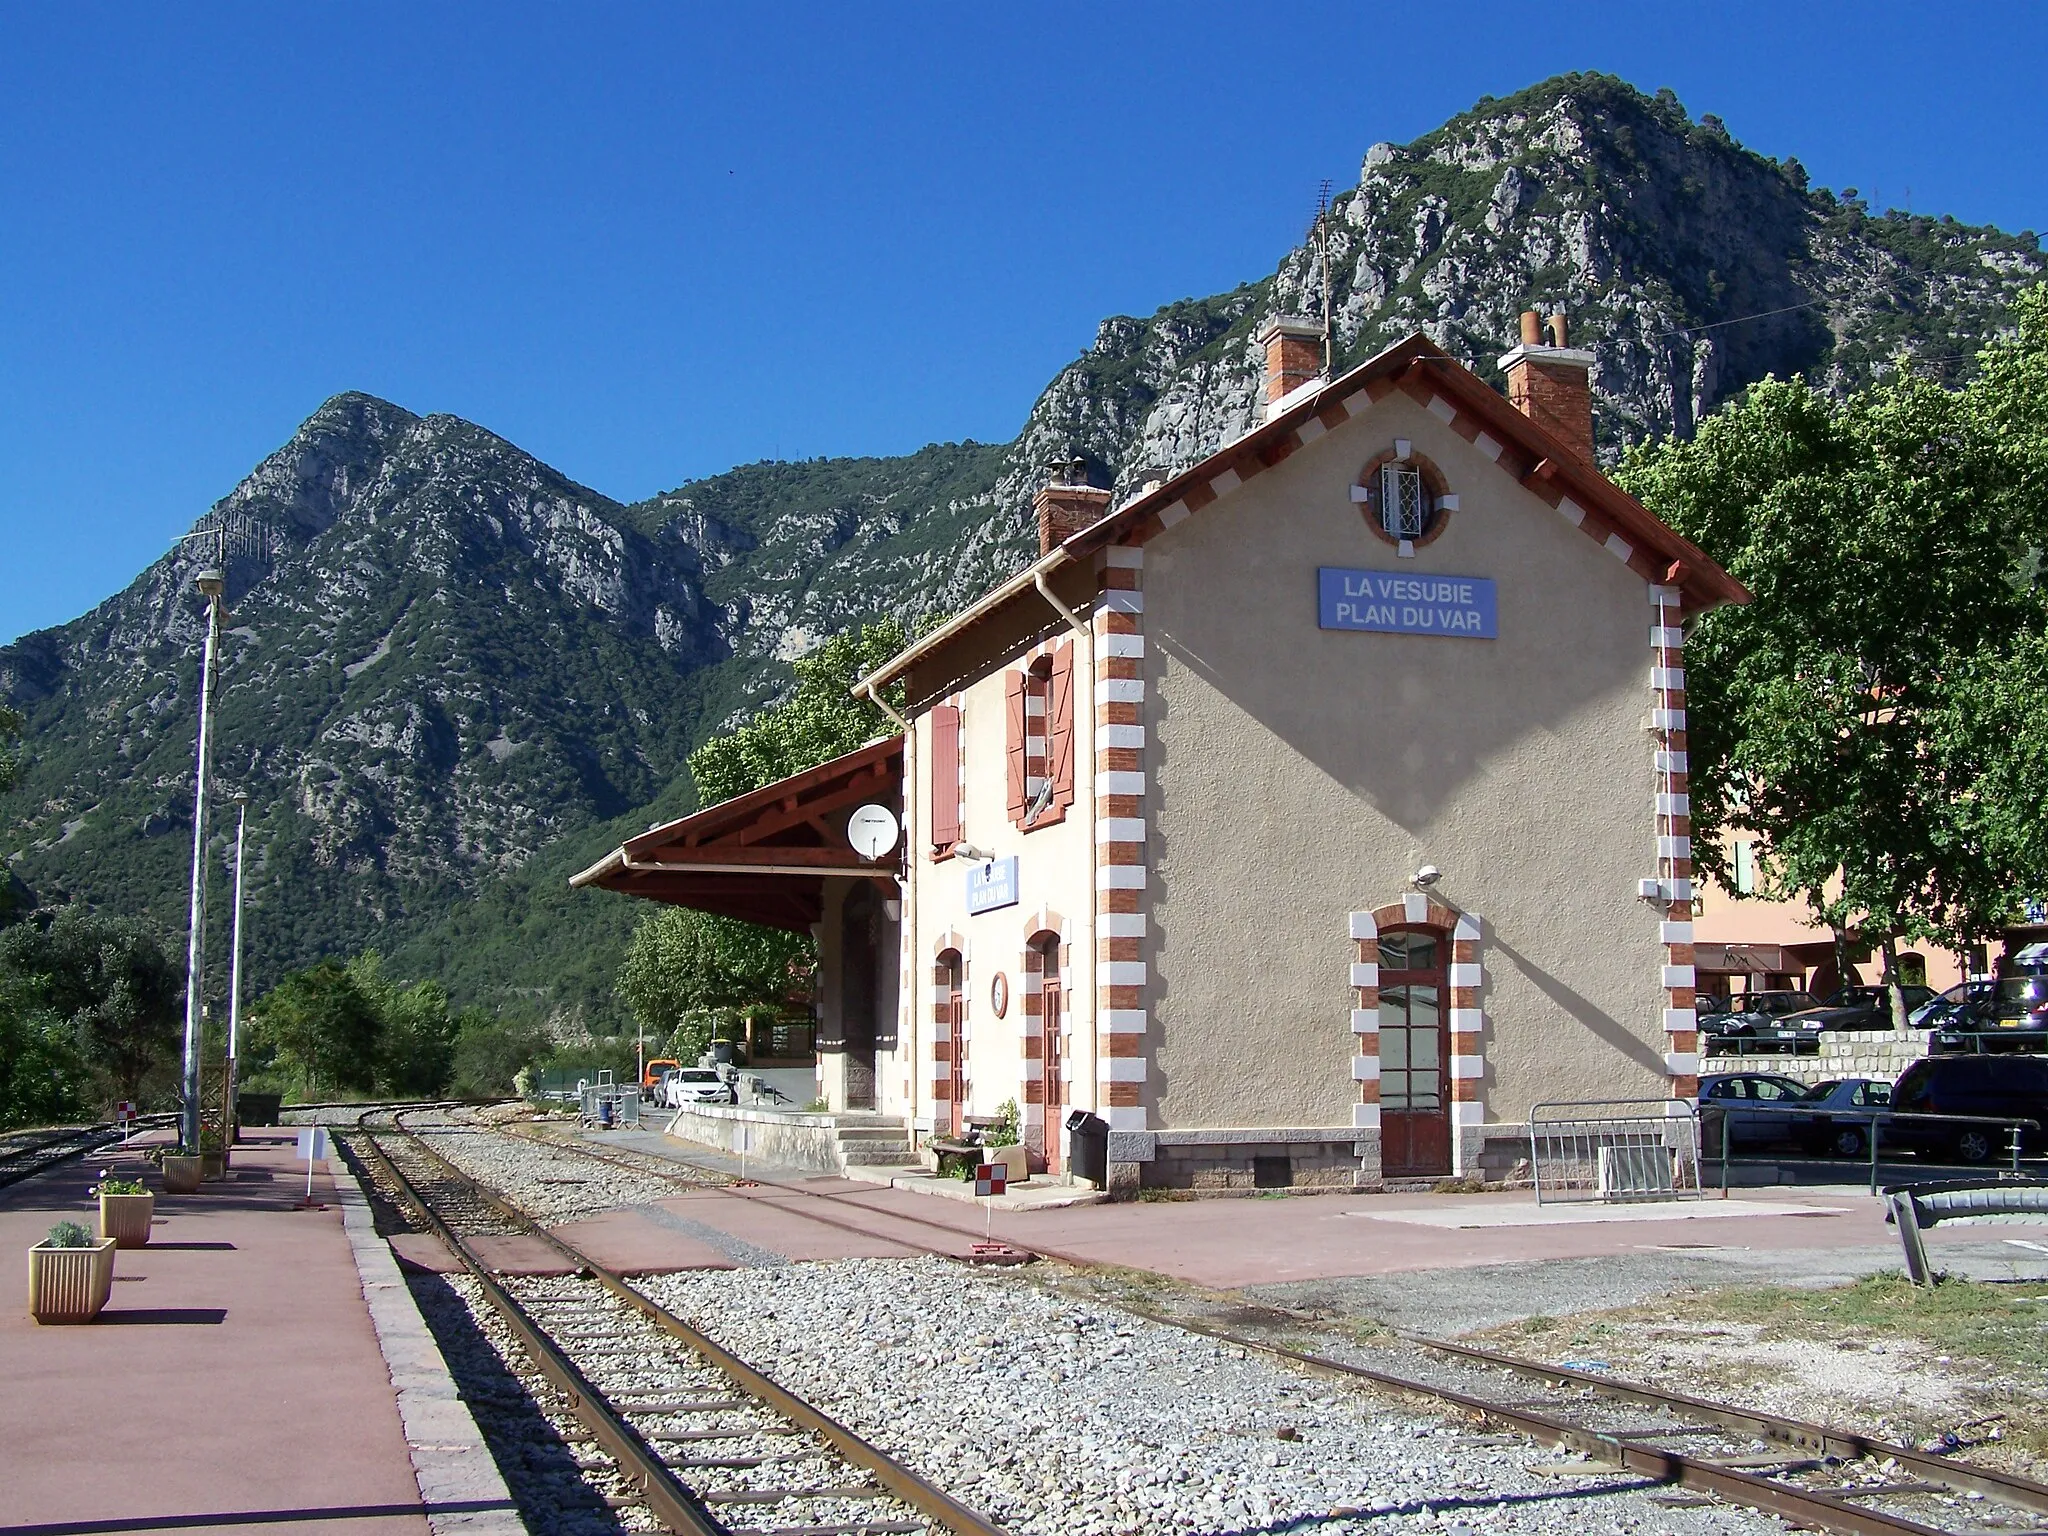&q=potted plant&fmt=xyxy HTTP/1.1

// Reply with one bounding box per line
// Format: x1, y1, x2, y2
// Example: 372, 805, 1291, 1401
30, 1221, 116, 1324
94, 1176, 154, 1248
156, 1146, 204, 1194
